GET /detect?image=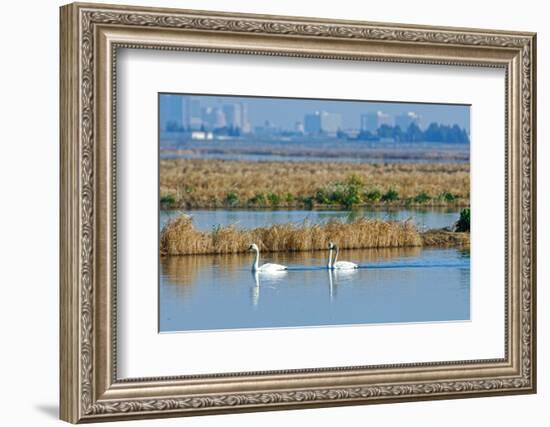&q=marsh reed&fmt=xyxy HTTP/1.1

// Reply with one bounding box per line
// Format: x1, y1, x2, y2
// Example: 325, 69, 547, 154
160, 158, 470, 209
160, 215, 423, 256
